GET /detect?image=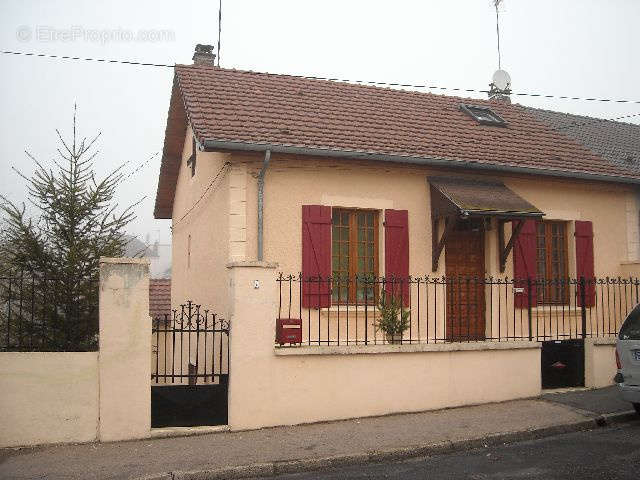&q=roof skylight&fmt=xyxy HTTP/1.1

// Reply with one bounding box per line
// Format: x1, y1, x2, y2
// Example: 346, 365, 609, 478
460, 104, 507, 126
